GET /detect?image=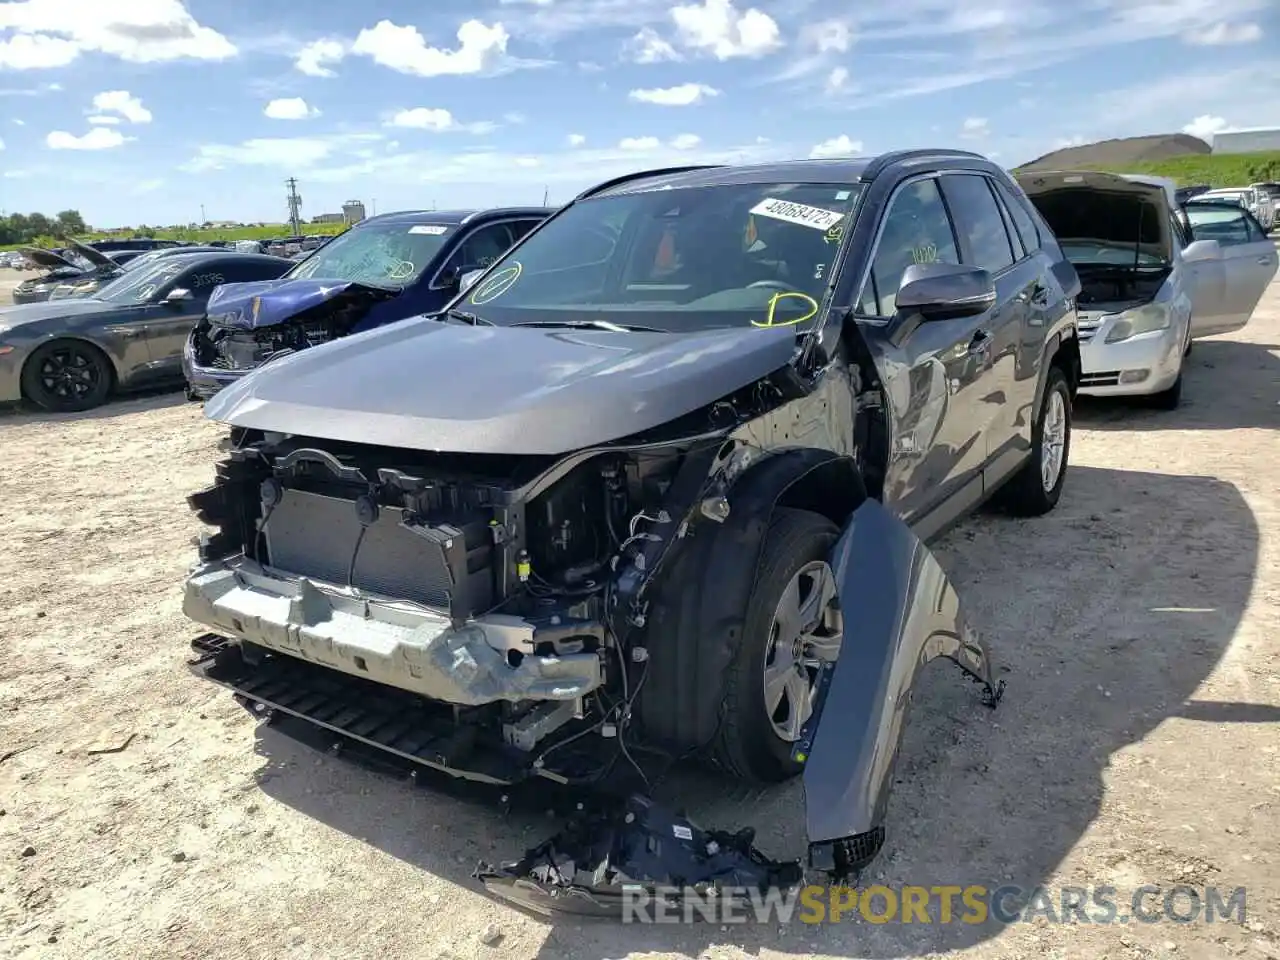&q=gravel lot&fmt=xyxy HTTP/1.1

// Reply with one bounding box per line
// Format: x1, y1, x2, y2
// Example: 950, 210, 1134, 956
1, 262, 1278, 960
